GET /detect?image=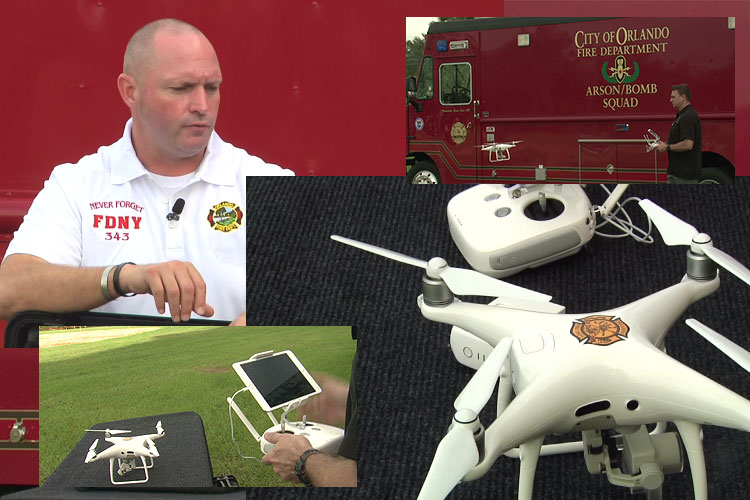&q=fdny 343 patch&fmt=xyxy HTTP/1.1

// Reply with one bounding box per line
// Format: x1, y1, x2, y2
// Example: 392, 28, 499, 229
570, 315, 630, 346
207, 201, 243, 233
